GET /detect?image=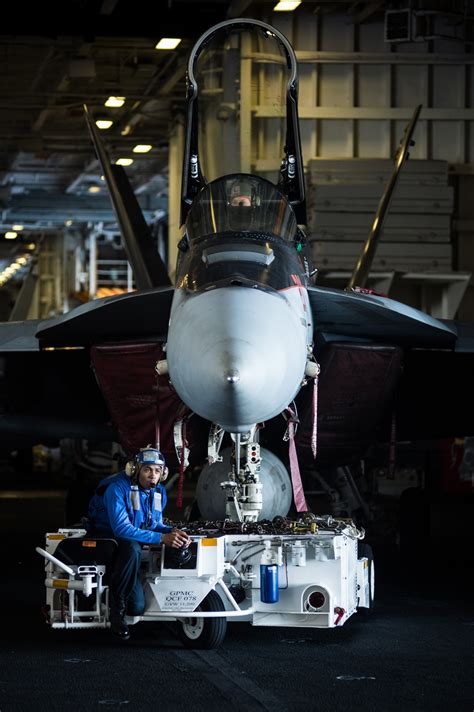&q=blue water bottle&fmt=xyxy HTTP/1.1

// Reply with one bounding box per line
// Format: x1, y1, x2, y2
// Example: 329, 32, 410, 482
260, 564, 279, 603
